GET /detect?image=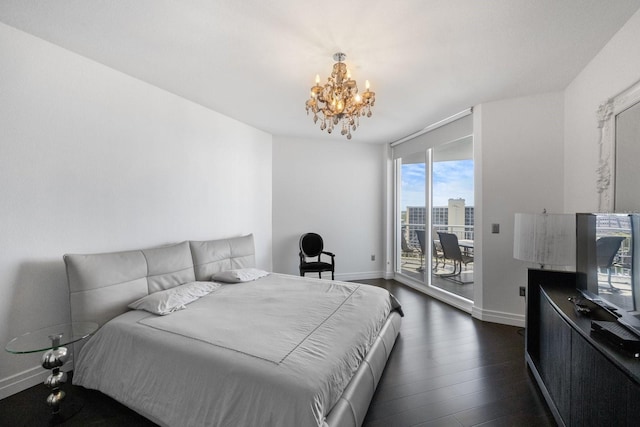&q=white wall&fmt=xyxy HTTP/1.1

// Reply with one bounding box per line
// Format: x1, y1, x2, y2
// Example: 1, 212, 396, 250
473, 9, 640, 326
564, 8, 640, 212
0, 23, 272, 397
475, 92, 565, 325
272, 136, 386, 280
